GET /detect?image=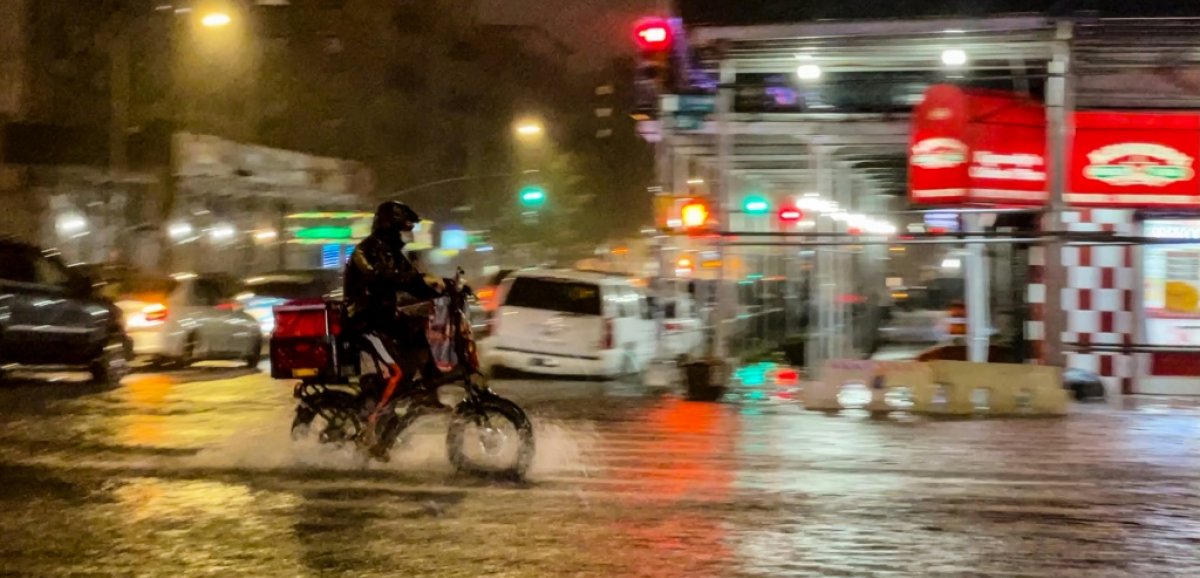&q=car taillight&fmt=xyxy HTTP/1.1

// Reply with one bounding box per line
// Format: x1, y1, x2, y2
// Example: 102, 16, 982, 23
664, 322, 682, 332
601, 318, 614, 349
144, 303, 169, 322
